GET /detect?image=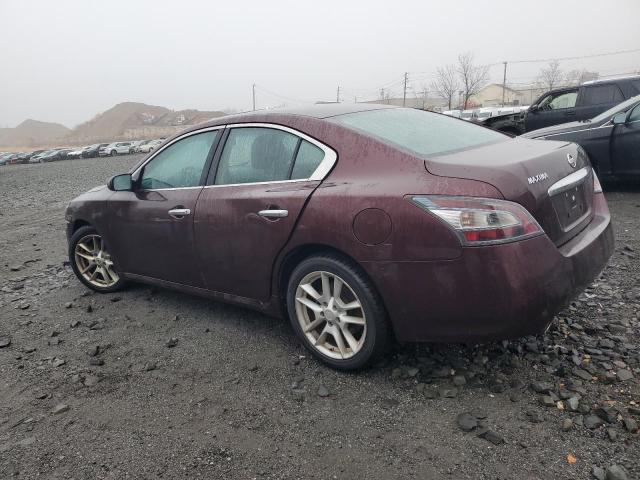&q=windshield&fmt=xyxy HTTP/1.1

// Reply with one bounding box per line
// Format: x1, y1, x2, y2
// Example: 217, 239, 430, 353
329, 108, 507, 157
476, 111, 491, 118
589, 95, 640, 123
